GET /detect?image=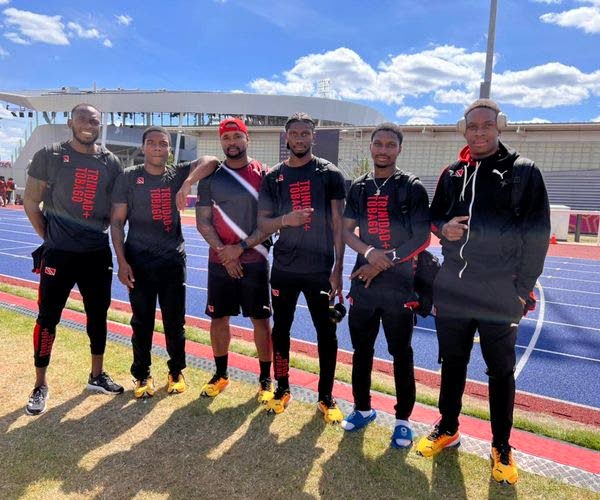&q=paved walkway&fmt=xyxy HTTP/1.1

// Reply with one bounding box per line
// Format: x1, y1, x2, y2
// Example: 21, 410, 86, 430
1, 290, 598, 492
